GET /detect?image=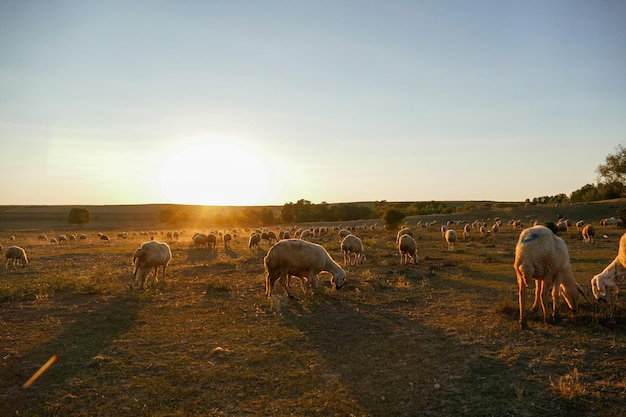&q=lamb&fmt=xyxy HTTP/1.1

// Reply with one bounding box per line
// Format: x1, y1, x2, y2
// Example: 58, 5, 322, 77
5, 246, 28, 269
398, 234, 418, 264
341, 235, 366, 265
582, 224, 595, 243
590, 231, 626, 303
264, 239, 346, 298
444, 229, 457, 251
131, 241, 172, 290
514, 225, 585, 329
